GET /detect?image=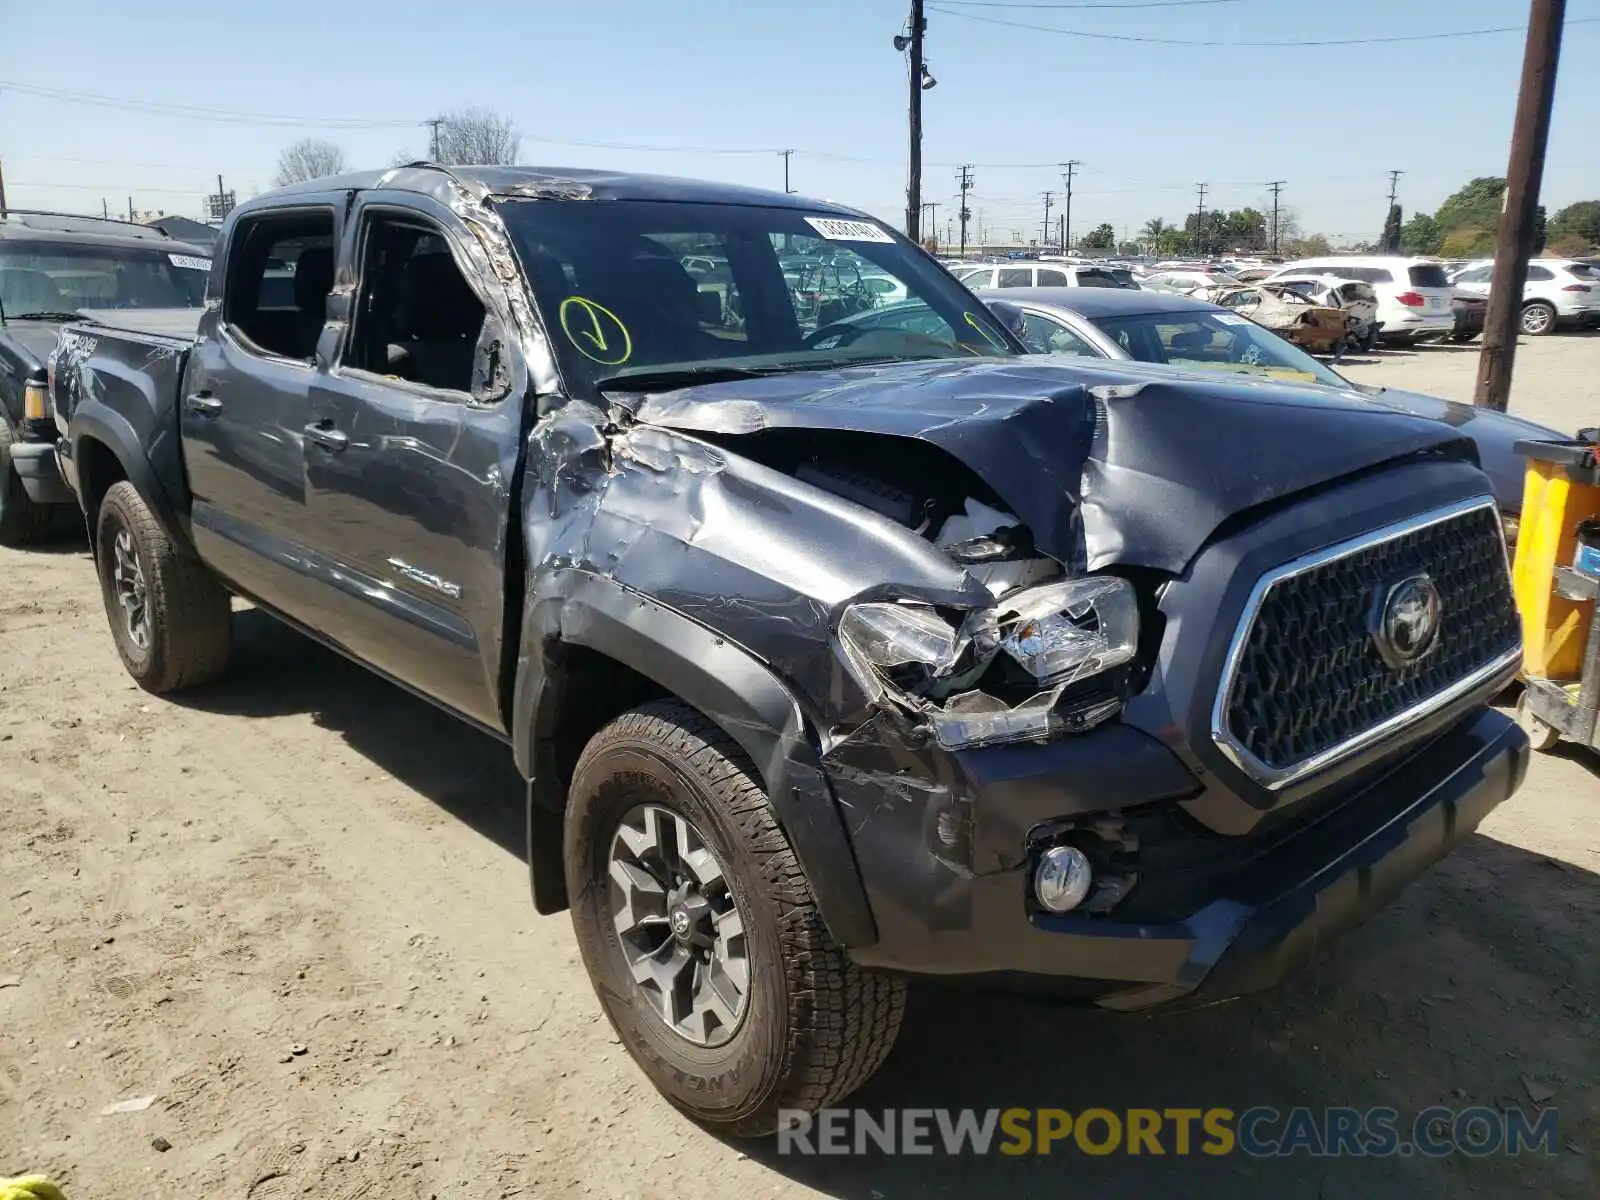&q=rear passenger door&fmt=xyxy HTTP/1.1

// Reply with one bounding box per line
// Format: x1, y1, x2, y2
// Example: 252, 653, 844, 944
182, 204, 337, 618
301, 195, 523, 729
